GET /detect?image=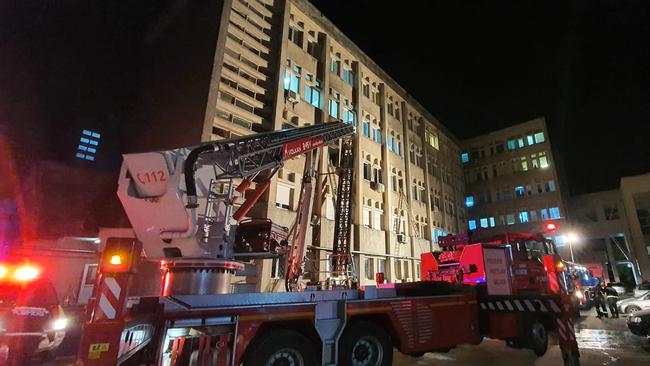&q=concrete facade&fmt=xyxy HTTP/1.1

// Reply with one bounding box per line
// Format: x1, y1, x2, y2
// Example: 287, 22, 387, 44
461, 118, 568, 248
139, 0, 465, 291
620, 173, 650, 280
568, 190, 638, 284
